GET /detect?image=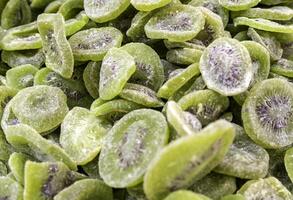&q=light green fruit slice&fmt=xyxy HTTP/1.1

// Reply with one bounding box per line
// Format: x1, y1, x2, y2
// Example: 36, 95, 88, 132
83, 61, 100, 99
214, 124, 269, 179
44, 0, 64, 13
220, 194, 245, 200
64, 11, 89, 36
164, 38, 206, 50
247, 28, 283, 61
119, 83, 164, 107
6, 65, 38, 90
69, 27, 123, 62
57, 0, 83, 20
84, 0, 130, 23
1, 49, 45, 68
0, 129, 13, 162
189, 172, 237, 200
233, 31, 249, 41
157, 63, 201, 99
99, 47, 136, 100
143, 120, 235, 200
232, 6, 293, 21
5, 124, 77, 170
199, 37, 253, 96
9, 85, 68, 134
0, 176, 23, 200
145, 5, 205, 42
261, 0, 291, 6
37, 13, 74, 79
178, 89, 229, 126
219, 0, 261, 11
166, 48, 203, 65
53, 179, 113, 200
163, 190, 211, 200
60, 107, 111, 165
8, 152, 32, 185
0, 161, 7, 176
237, 177, 293, 199
234, 17, 293, 33
183, 75, 206, 95
131, 0, 171, 11
271, 59, 293, 78
0, 86, 18, 118
242, 78, 293, 149
120, 43, 164, 91
166, 101, 202, 137
285, 147, 293, 185
99, 109, 169, 188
